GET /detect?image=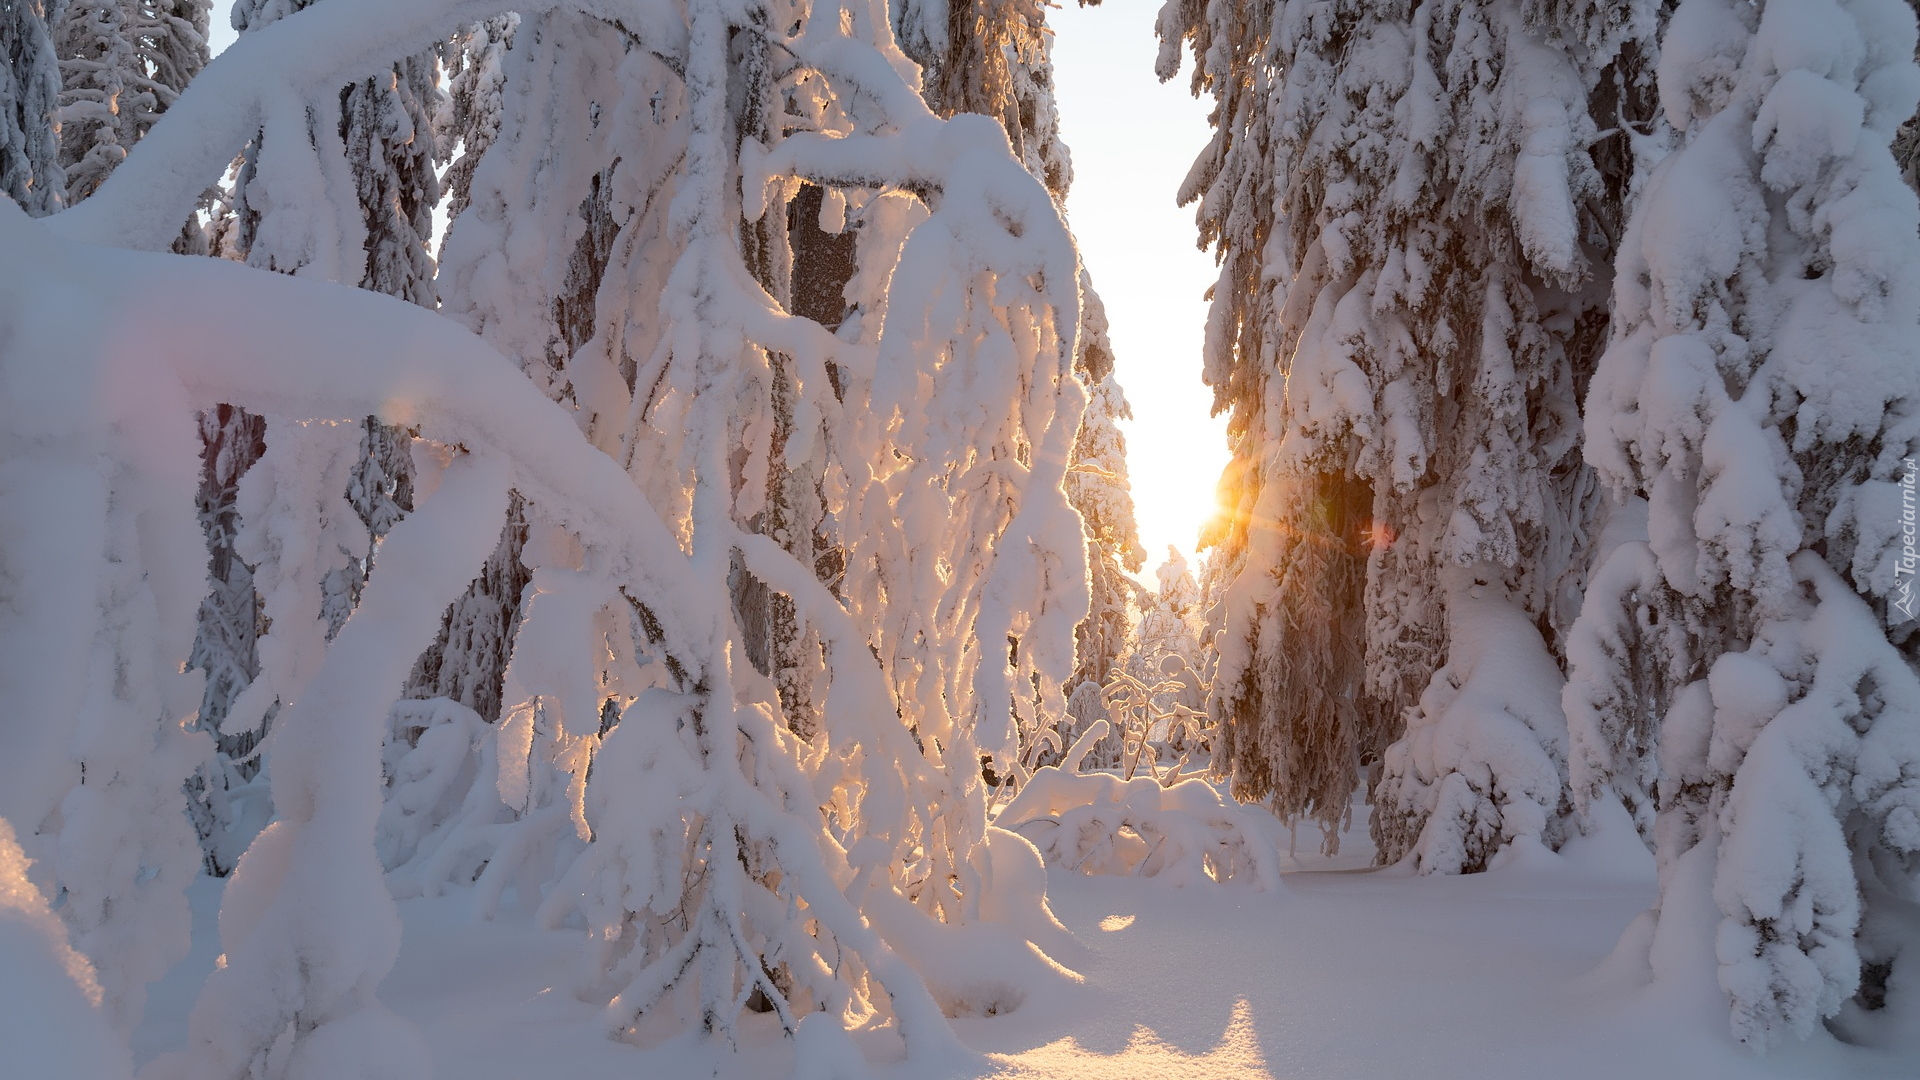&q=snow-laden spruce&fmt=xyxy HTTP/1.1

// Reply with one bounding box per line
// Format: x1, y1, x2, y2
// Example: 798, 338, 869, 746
54, 0, 210, 204
1158, 0, 1660, 866
54, 0, 145, 205
1565, 0, 1920, 1048
2, 0, 65, 213
4, 0, 1108, 1071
